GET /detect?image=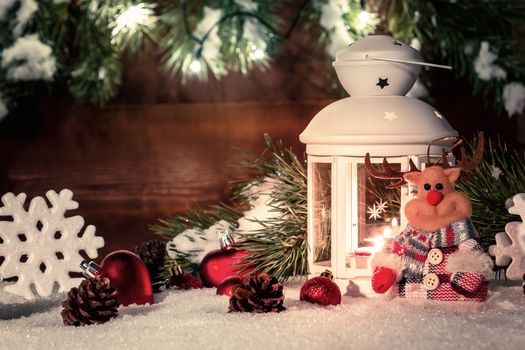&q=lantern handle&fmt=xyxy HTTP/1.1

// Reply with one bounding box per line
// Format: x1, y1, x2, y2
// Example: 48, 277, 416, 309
365, 55, 452, 70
